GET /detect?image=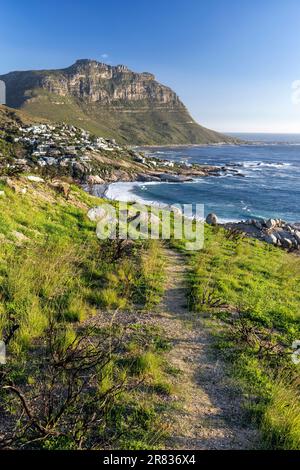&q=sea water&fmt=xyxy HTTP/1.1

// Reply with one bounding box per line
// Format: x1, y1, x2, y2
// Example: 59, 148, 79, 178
106, 134, 300, 223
